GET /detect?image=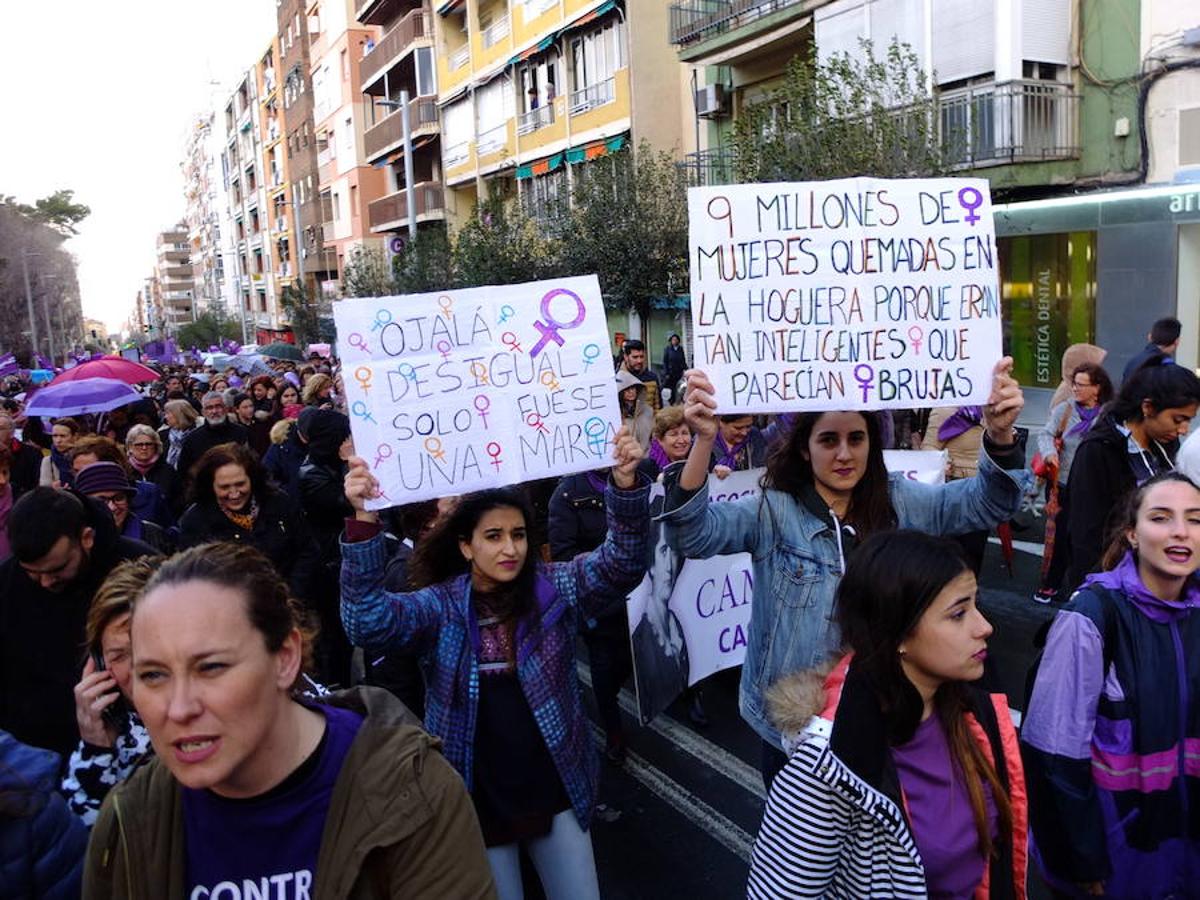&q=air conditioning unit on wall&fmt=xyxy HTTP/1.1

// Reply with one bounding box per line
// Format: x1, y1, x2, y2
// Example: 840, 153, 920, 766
696, 84, 729, 119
